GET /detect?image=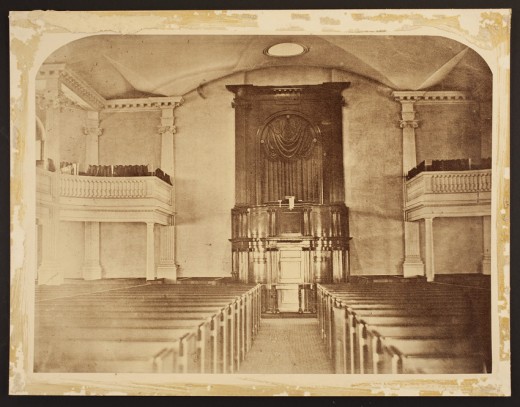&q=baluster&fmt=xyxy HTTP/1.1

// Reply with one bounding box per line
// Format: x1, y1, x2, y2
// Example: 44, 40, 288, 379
79, 178, 83, 197
432, 175, 439, 193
